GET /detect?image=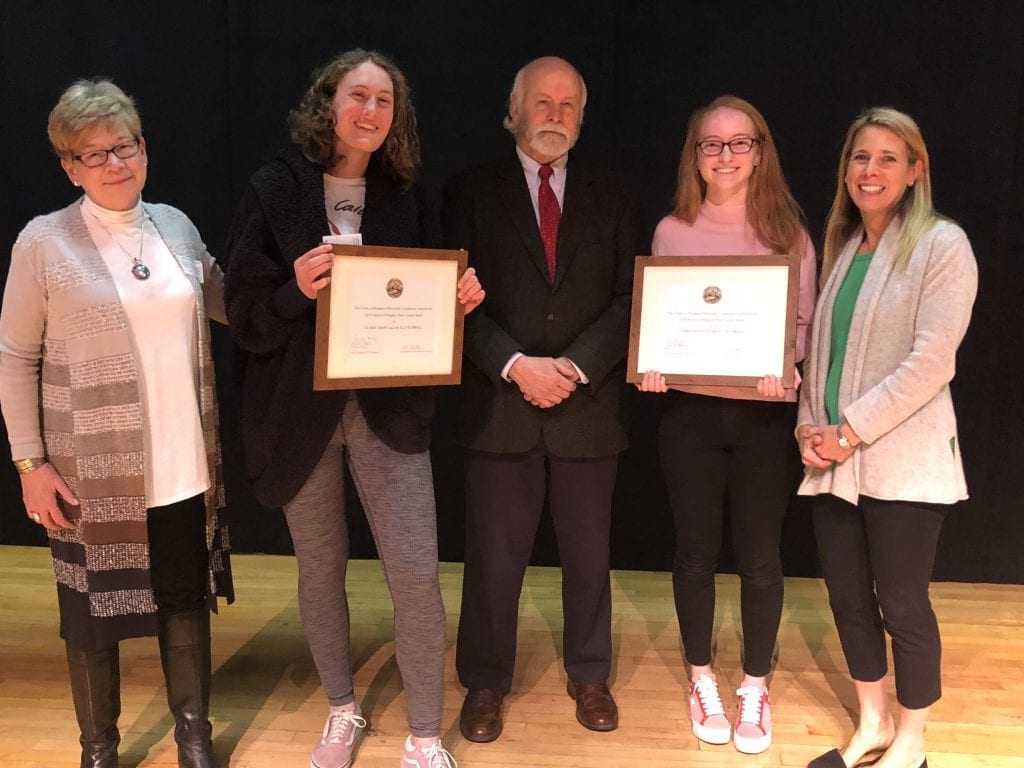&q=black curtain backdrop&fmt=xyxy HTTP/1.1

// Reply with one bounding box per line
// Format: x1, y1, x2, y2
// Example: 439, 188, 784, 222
2, 1, 1022, 583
